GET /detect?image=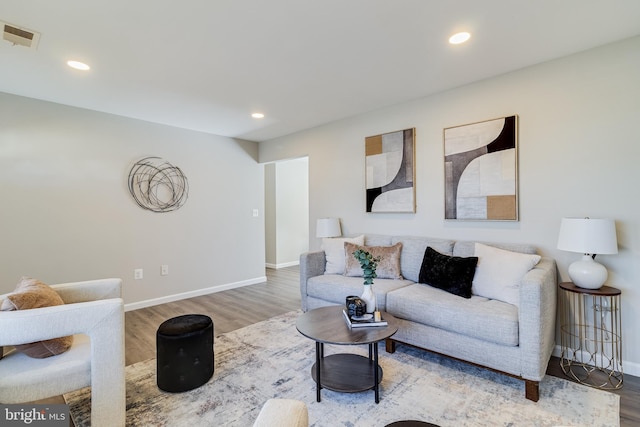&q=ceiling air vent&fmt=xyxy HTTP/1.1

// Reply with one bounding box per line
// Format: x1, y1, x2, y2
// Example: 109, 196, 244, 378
2, 21, 40, 49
